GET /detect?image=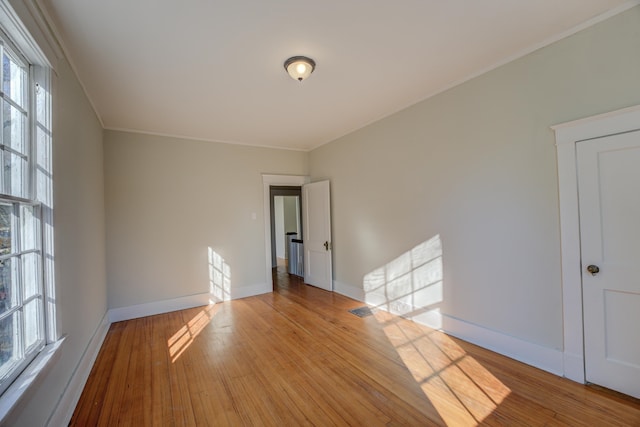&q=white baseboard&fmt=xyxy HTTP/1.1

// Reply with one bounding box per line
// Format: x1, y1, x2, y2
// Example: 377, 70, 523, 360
359, 286, 564, 376
334, 280, 364, 301
44, 283, 268, 425
108, 293, 214, 323
563, 352, 586, 383
108, 284, 271, 323
439, 314, 564, 376
231, 282, 271, 300
47, 313, 110, 427
0, 339, 65, 426
46, 280, 565, 426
